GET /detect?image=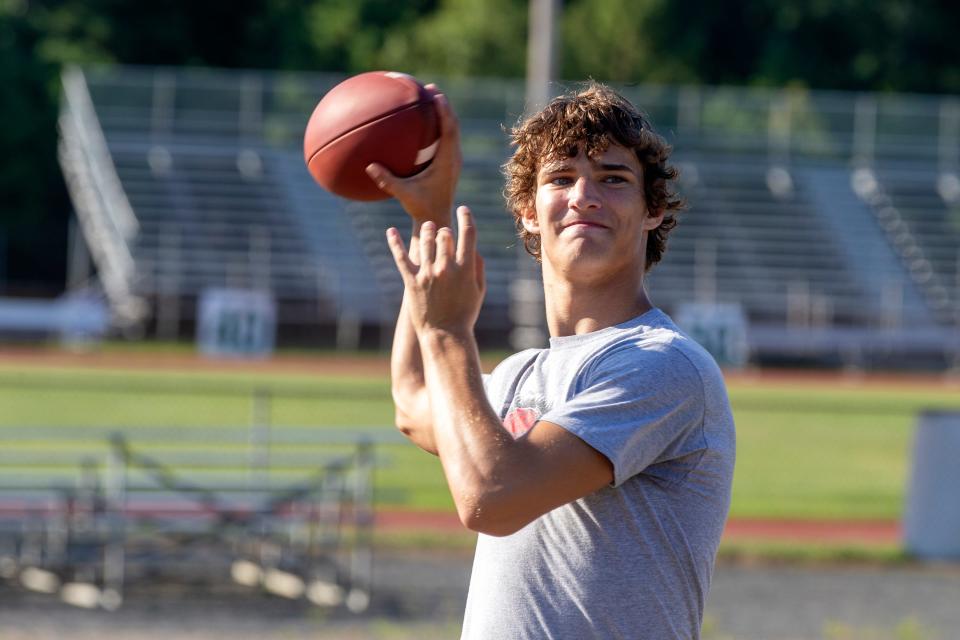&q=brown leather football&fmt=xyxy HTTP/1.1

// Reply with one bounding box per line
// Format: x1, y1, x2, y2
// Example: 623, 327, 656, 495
303, 71, 440, 201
